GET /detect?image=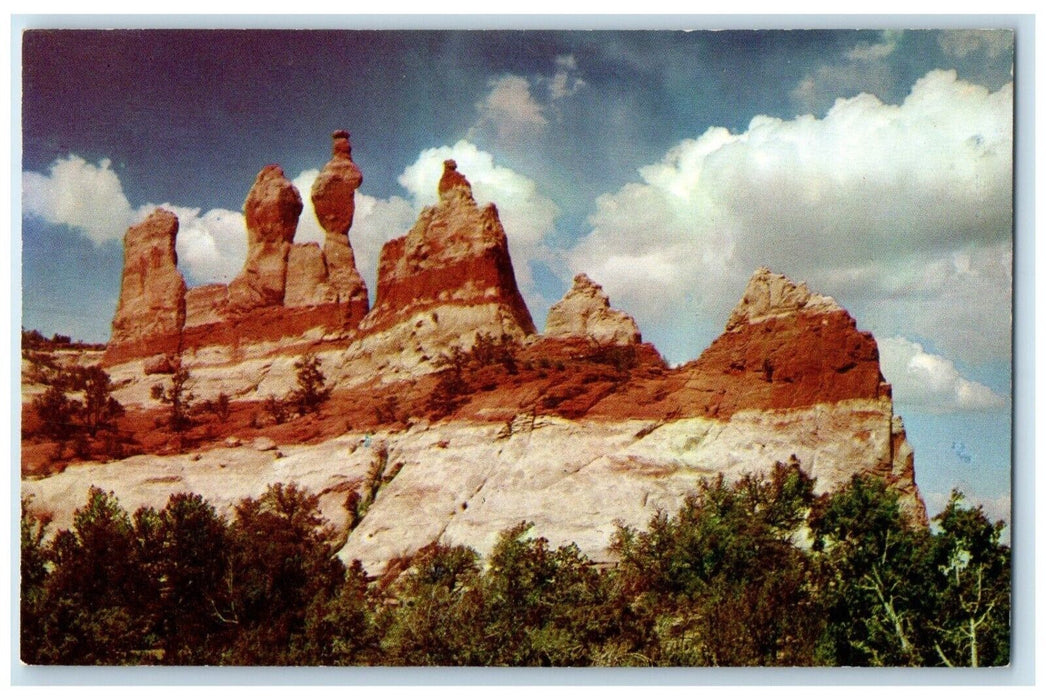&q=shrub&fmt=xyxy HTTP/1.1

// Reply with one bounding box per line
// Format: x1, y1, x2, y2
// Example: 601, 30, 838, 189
264, 394, 290, 425
32, 385, 80, 439
201, 392, 232, 422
